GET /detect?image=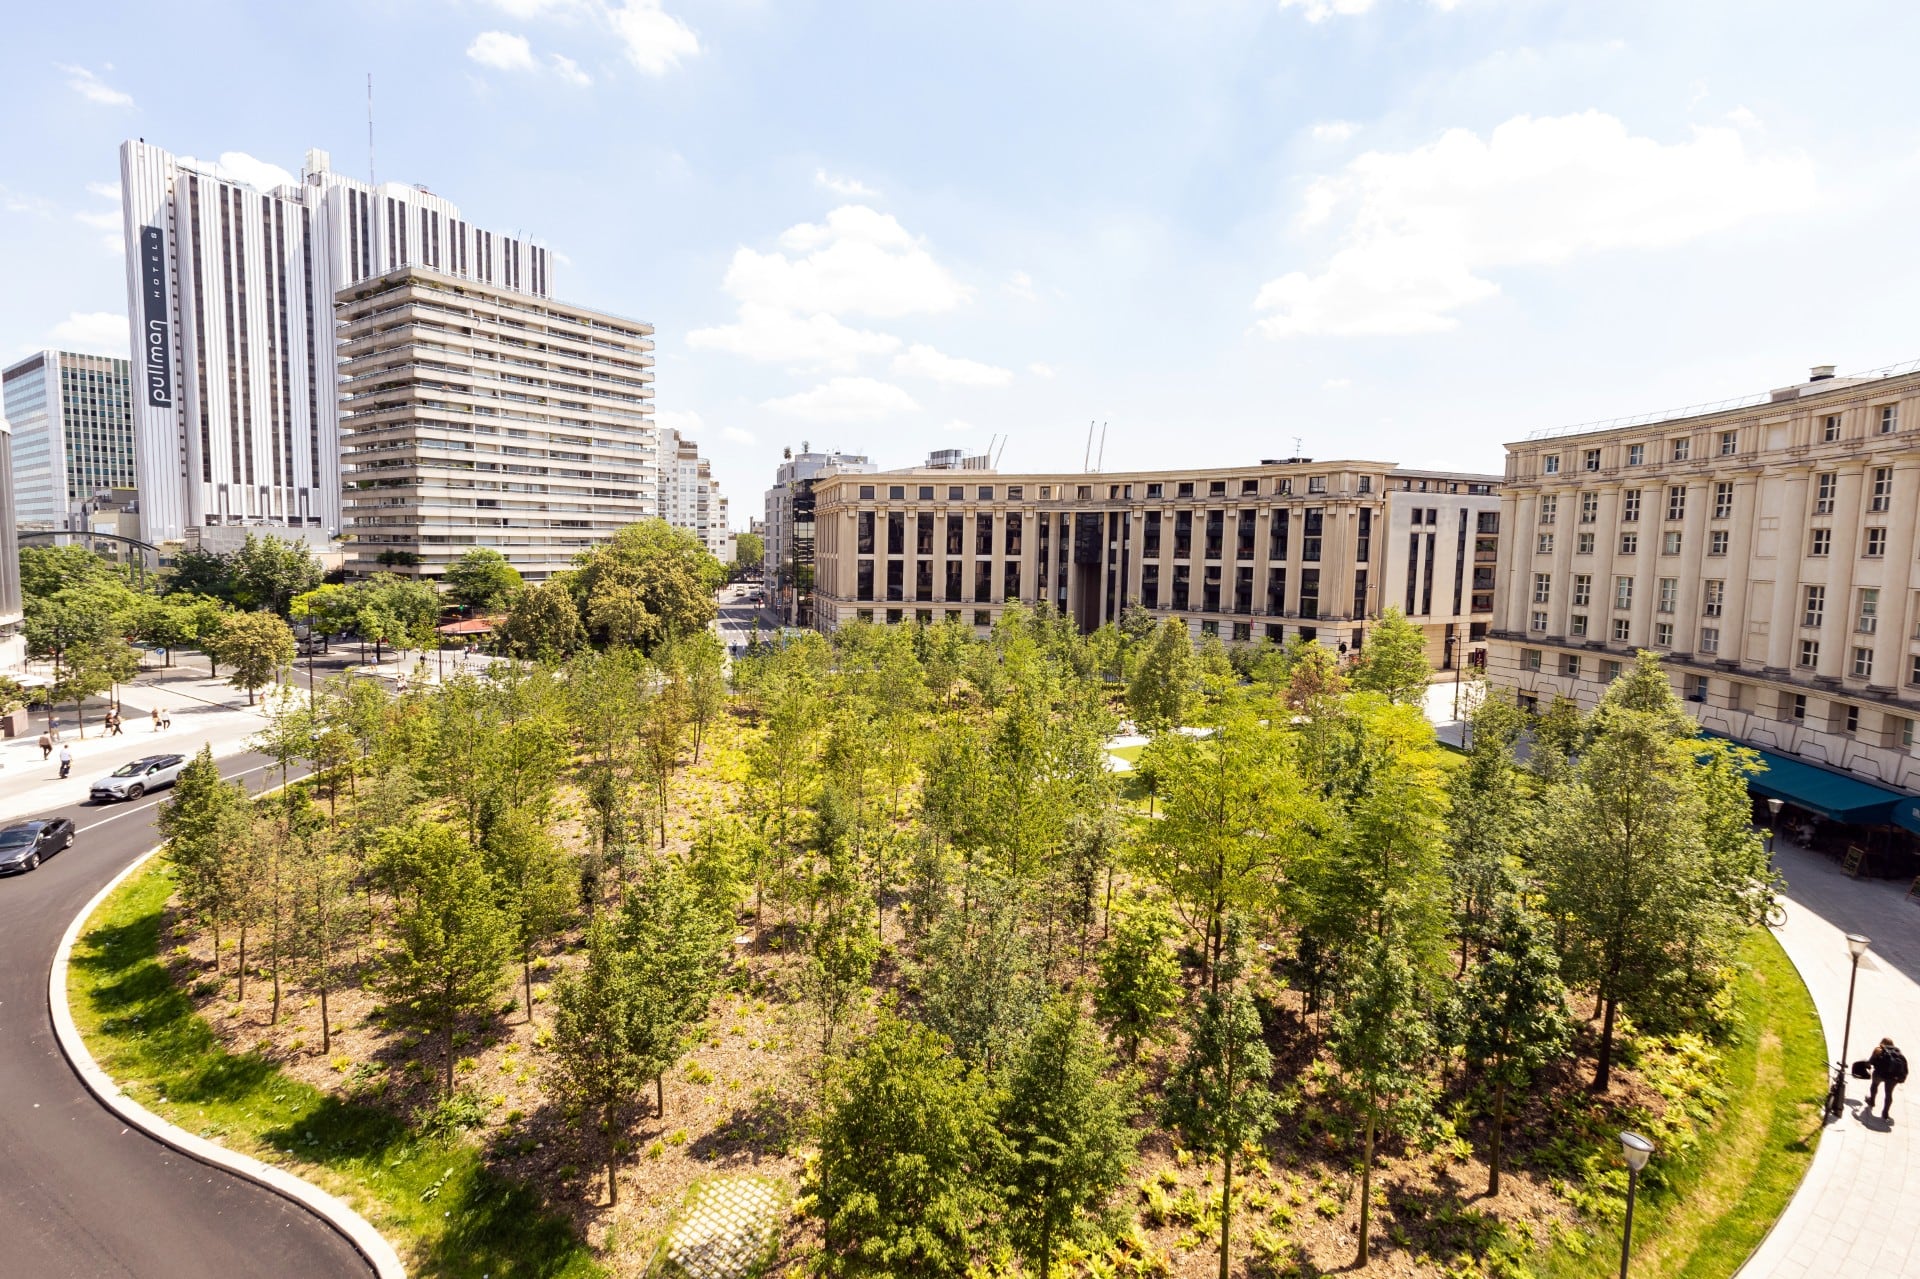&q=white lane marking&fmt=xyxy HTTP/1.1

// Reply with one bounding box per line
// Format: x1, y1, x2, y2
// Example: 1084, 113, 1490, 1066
73, 763, 272, 834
